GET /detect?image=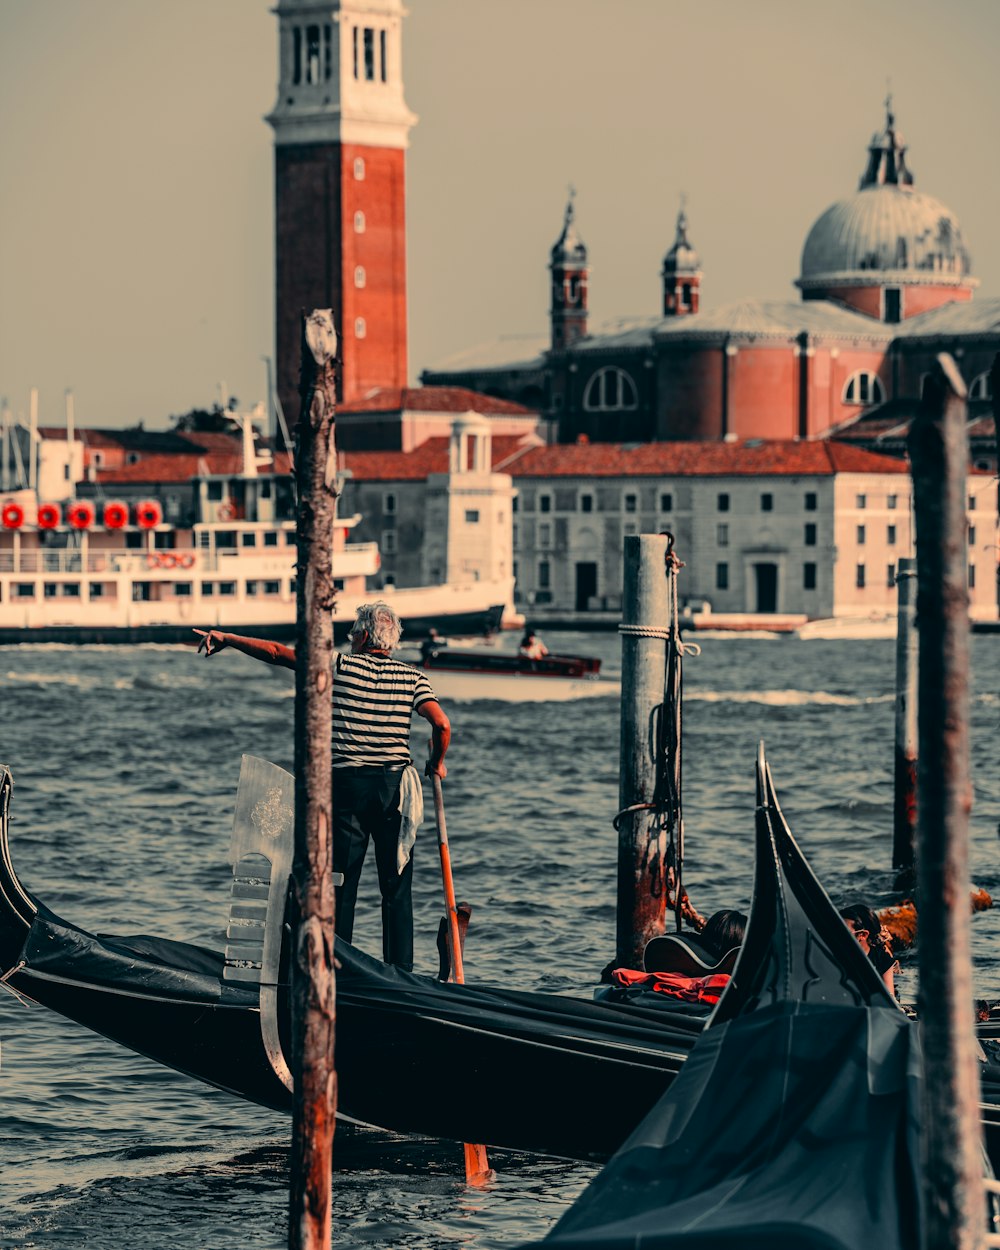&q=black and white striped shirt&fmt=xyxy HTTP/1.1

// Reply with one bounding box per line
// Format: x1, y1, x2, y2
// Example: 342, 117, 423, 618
331, 652, 437, 767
